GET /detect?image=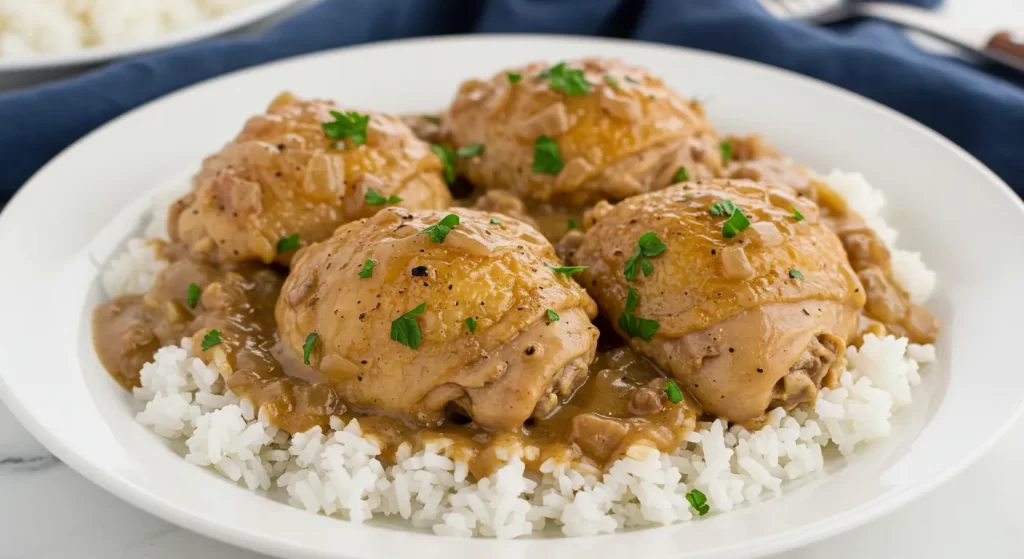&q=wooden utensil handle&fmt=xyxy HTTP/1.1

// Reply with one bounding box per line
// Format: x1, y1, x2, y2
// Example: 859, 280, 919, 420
985, 31, 1024, 71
